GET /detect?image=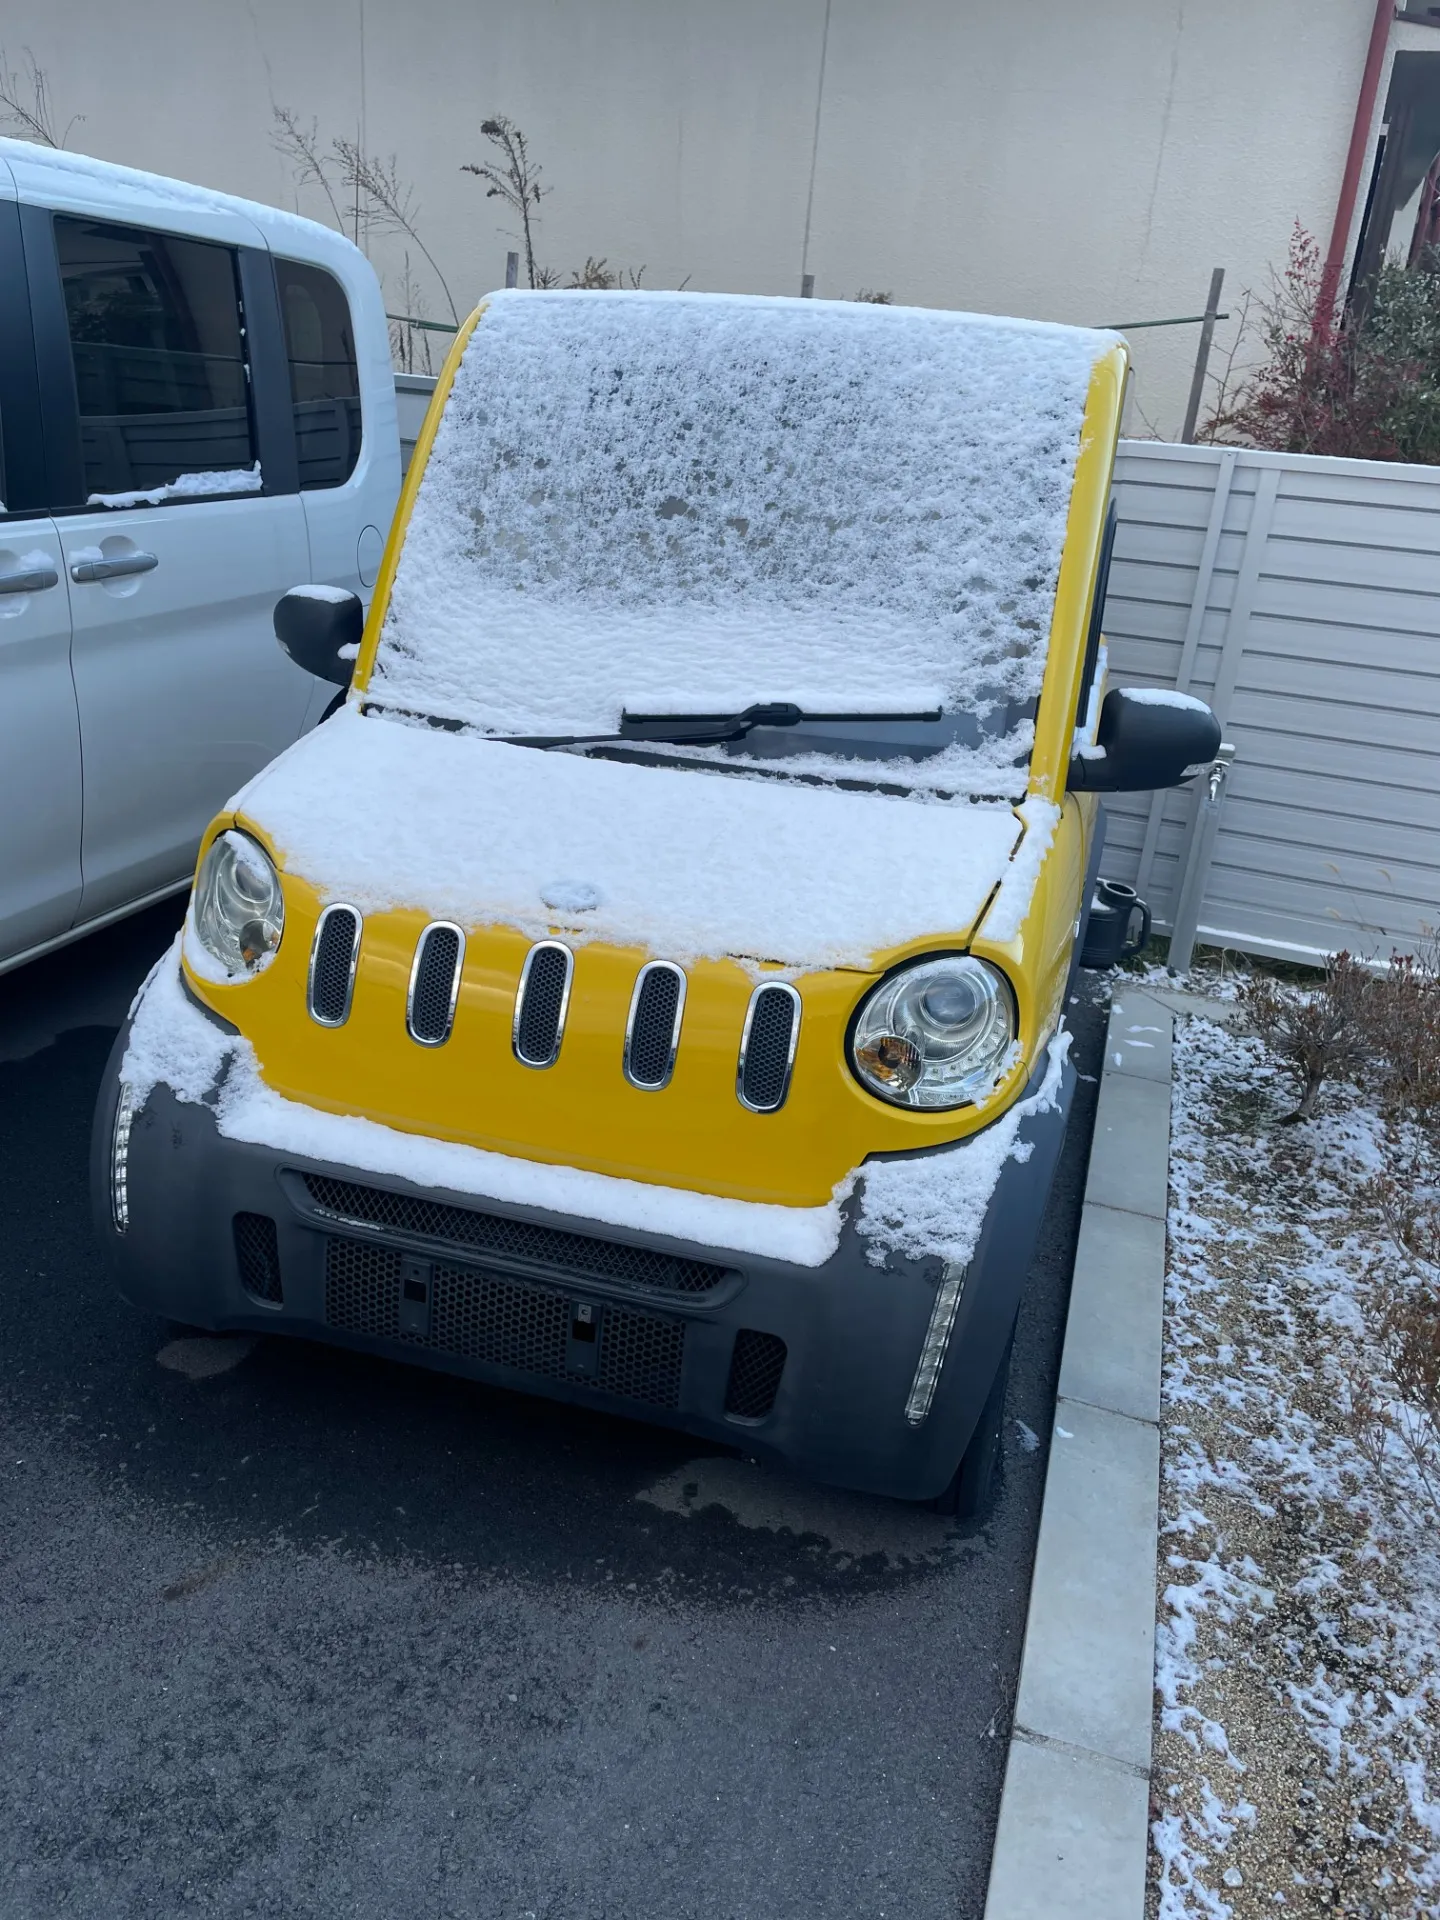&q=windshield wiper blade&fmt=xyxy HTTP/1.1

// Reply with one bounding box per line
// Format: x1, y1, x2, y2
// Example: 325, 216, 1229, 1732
500, 702, 944, 750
